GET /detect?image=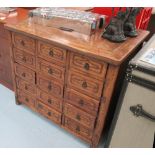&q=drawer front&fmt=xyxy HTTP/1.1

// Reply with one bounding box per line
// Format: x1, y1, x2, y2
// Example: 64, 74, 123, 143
38, 41, 66, 64
36, 101, 61, 124
68, 71, 104, 100
37, 58, 65, 81
12, 33, 36, 54
64, 103, 96, 129
16, 77, 36, 95
17, 89, 36, 109
37, 89, 62, 112
13, 48, 36, 69
37, 75, 63, 98
64, 117, 93, 140
70, 53, 107, 79
15, 63, 36, 84
65, 89, 99, 116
